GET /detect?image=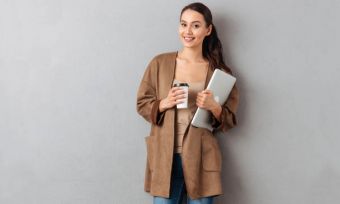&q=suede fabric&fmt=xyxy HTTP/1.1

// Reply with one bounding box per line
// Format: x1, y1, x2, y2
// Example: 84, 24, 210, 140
136, 52, 239, 199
